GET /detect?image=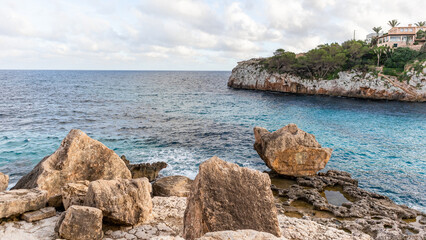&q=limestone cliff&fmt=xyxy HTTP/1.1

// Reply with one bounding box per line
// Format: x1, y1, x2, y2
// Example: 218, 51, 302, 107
228, 58, 426, 102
